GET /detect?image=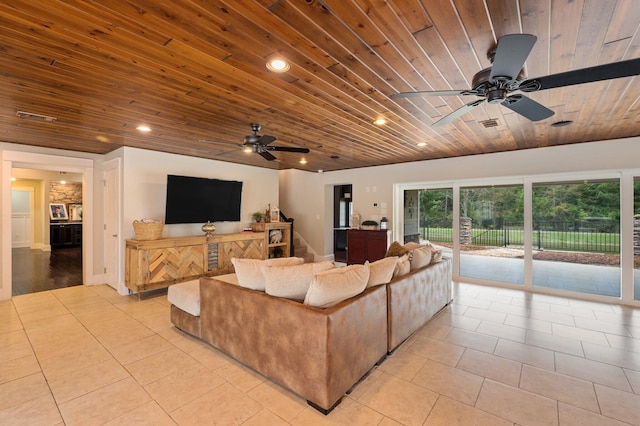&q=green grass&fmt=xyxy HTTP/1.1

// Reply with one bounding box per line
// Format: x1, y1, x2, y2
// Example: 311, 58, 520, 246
420, 227, 620, 254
